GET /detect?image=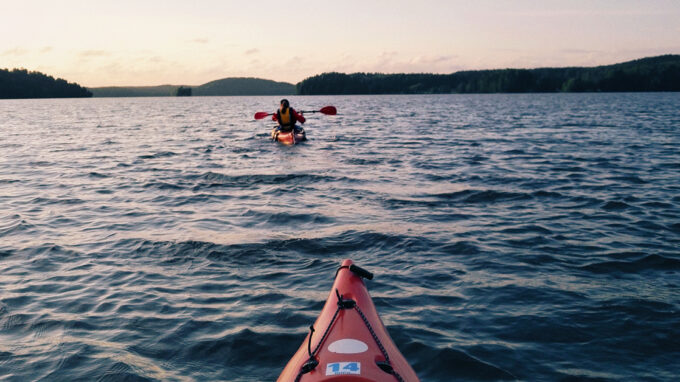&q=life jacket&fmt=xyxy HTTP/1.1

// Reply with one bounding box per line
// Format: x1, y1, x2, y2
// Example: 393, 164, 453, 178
277, 107, 297, 129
